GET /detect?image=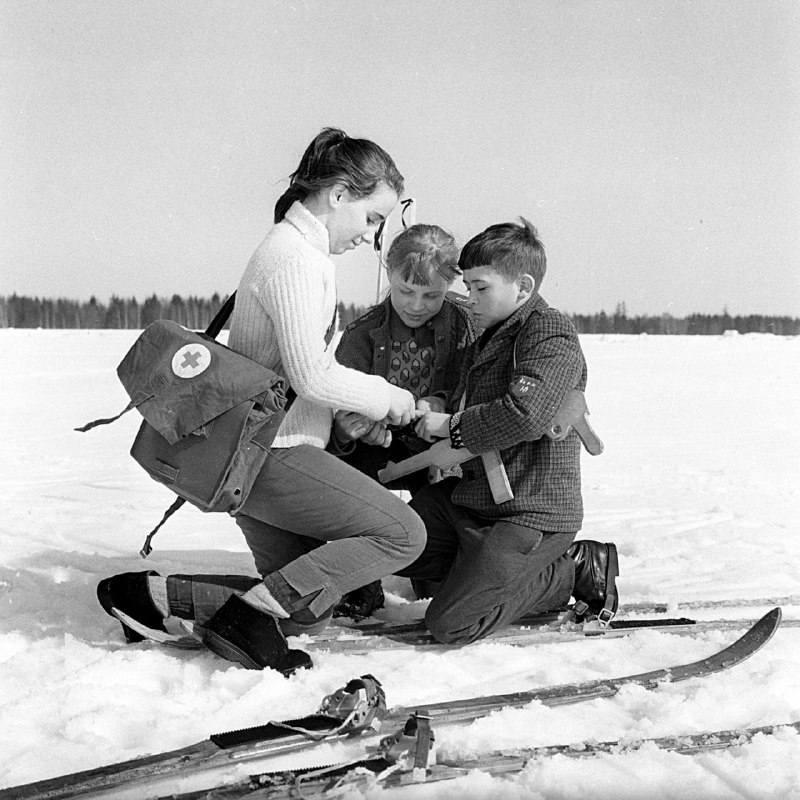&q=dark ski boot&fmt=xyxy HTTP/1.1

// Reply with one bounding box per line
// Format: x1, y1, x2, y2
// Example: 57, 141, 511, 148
203, 594, 312, 675
333, 580, 385, 621
410, 579, 440, 600
567, 541, 620, 625
97, 570, 167, 643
